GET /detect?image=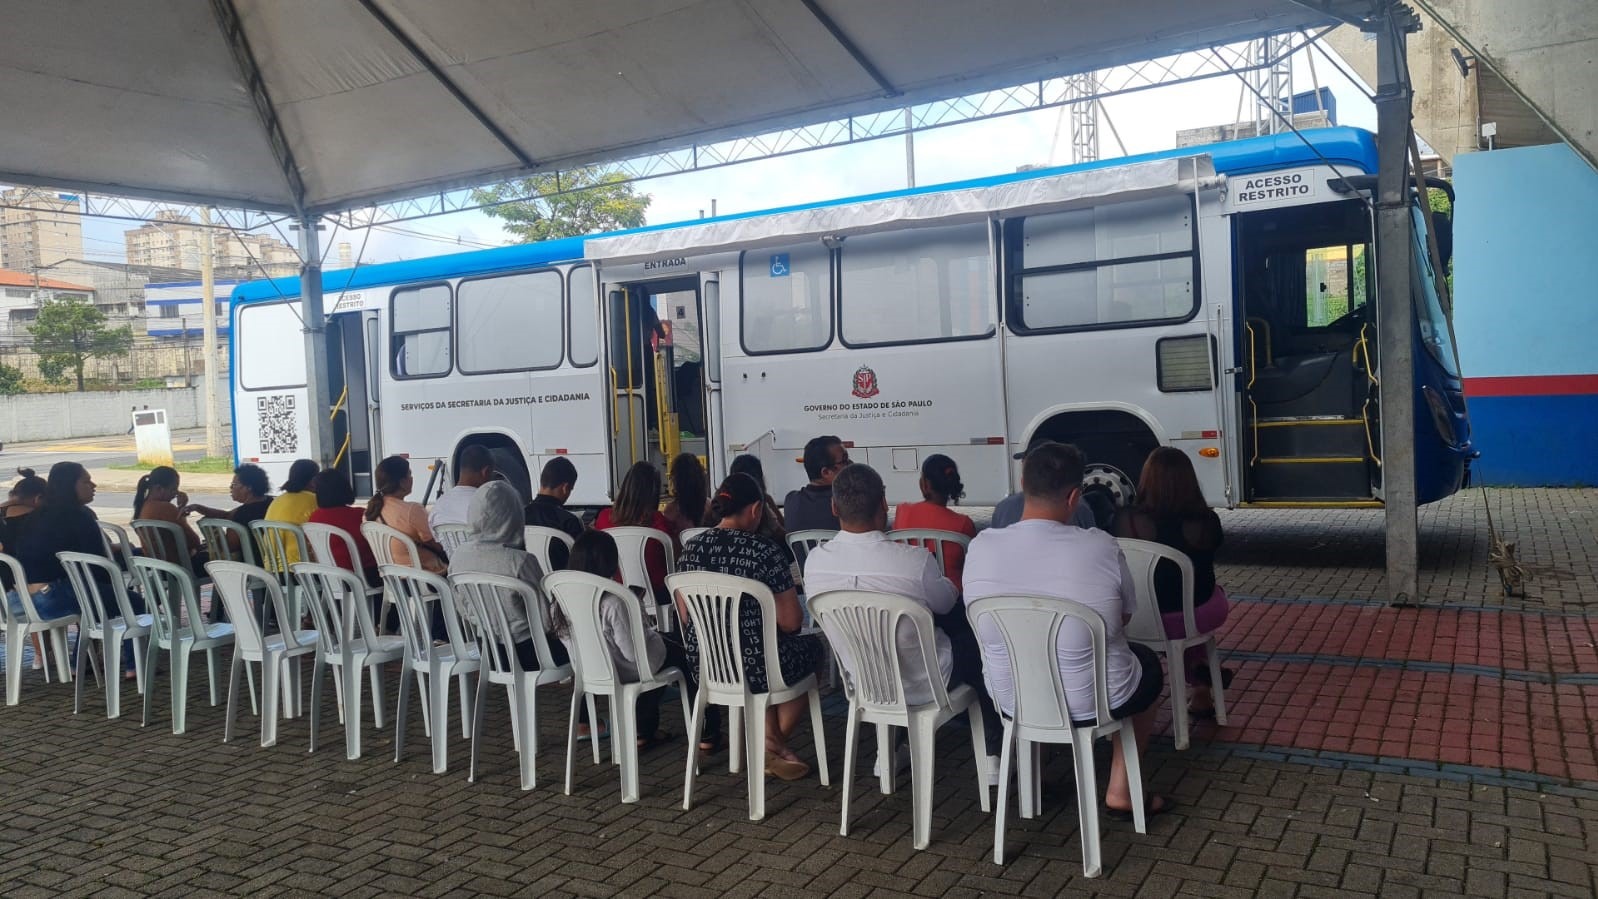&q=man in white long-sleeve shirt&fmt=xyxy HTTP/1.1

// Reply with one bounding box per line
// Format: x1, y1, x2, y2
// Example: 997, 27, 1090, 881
804, 463, 1002, 765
